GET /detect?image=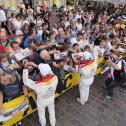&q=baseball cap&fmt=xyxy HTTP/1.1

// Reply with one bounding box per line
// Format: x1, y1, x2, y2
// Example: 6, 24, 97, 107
38, 63, 53, 76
